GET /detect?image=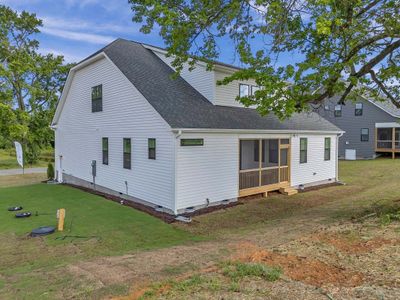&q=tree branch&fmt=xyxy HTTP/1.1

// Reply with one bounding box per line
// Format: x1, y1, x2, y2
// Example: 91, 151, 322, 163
356, 39, 400, 77
355, 0, 381, 18
369, 70, 400, 108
